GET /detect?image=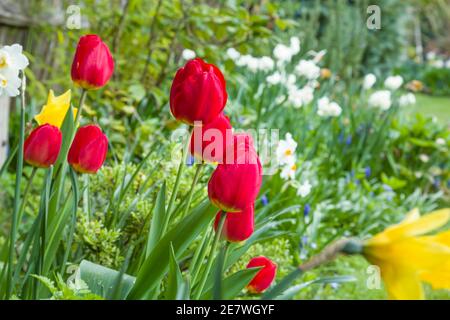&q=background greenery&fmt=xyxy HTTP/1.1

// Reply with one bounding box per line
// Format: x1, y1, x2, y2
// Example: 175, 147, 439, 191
0, 0, 449, 299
